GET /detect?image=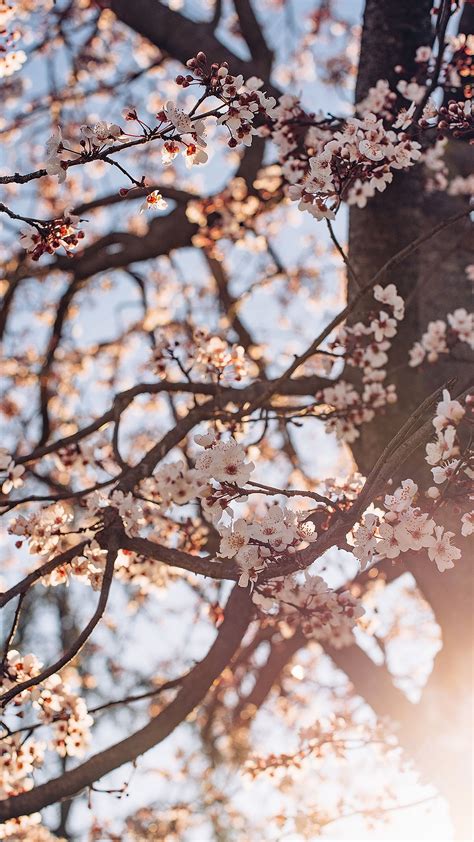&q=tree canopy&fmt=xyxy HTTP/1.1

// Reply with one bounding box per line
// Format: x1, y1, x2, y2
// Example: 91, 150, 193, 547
0, 1, 473, 840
